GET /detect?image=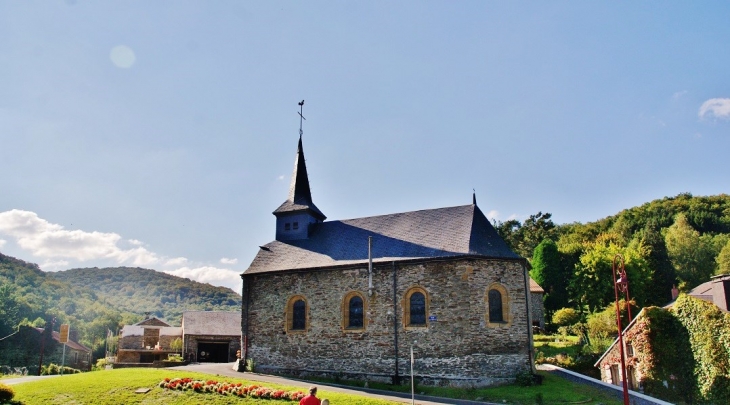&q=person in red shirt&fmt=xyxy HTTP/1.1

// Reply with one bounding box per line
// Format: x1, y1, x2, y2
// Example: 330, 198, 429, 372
299, 386, 321, 405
